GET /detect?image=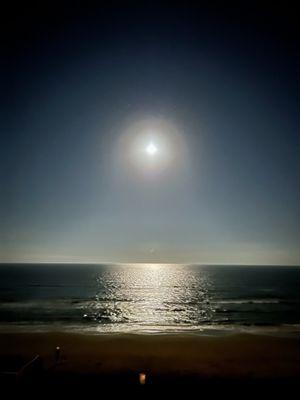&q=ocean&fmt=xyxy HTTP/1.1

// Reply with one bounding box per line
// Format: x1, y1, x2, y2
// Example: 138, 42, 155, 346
0, 263, 300, 335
